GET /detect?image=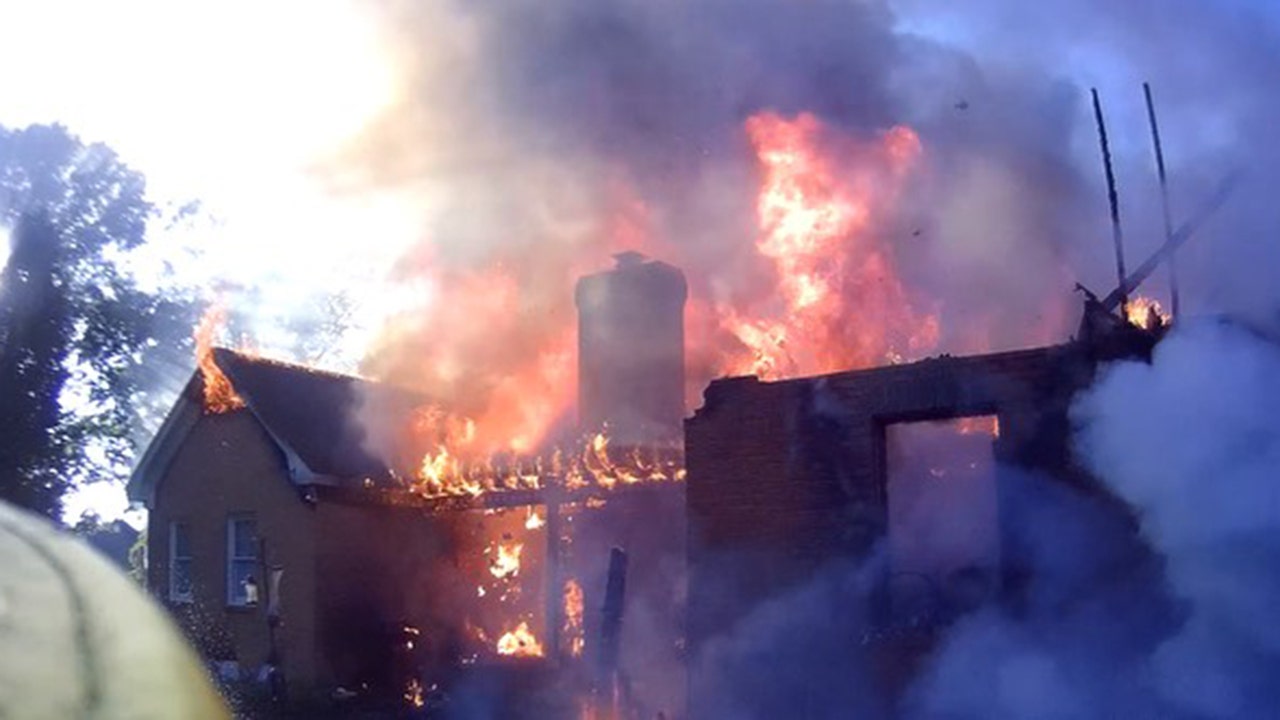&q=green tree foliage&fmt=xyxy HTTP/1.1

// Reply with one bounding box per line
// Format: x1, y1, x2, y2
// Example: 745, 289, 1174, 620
0, 124, 199, 519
